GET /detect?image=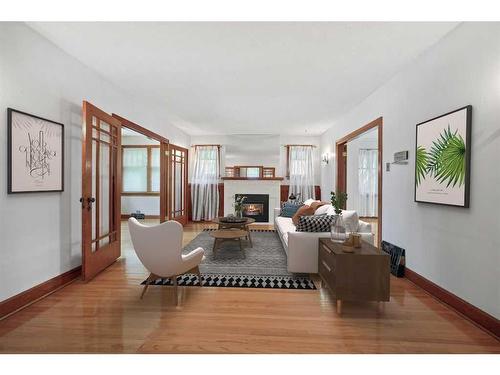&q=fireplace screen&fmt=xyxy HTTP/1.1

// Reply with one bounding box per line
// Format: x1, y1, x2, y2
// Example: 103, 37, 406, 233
242, 203, 264, 216
235, 193, 269, 222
